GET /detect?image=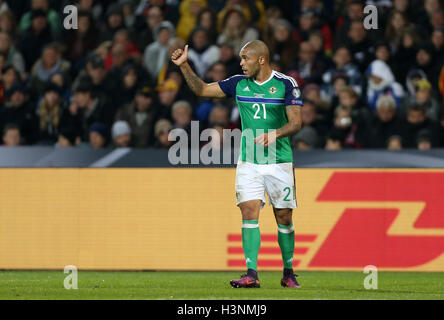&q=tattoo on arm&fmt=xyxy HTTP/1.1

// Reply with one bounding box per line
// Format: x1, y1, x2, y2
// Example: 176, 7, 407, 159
180, 63, 204, 96
276, 105, 302, 139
